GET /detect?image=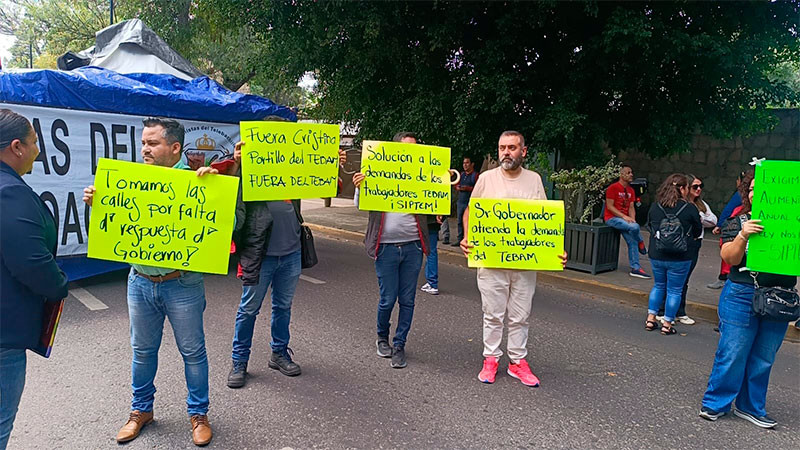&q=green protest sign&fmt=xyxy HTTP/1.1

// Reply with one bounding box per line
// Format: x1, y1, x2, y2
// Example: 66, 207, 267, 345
467, 198, 565, 271
240, 121, 340, 201
748, 160, 800, 276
